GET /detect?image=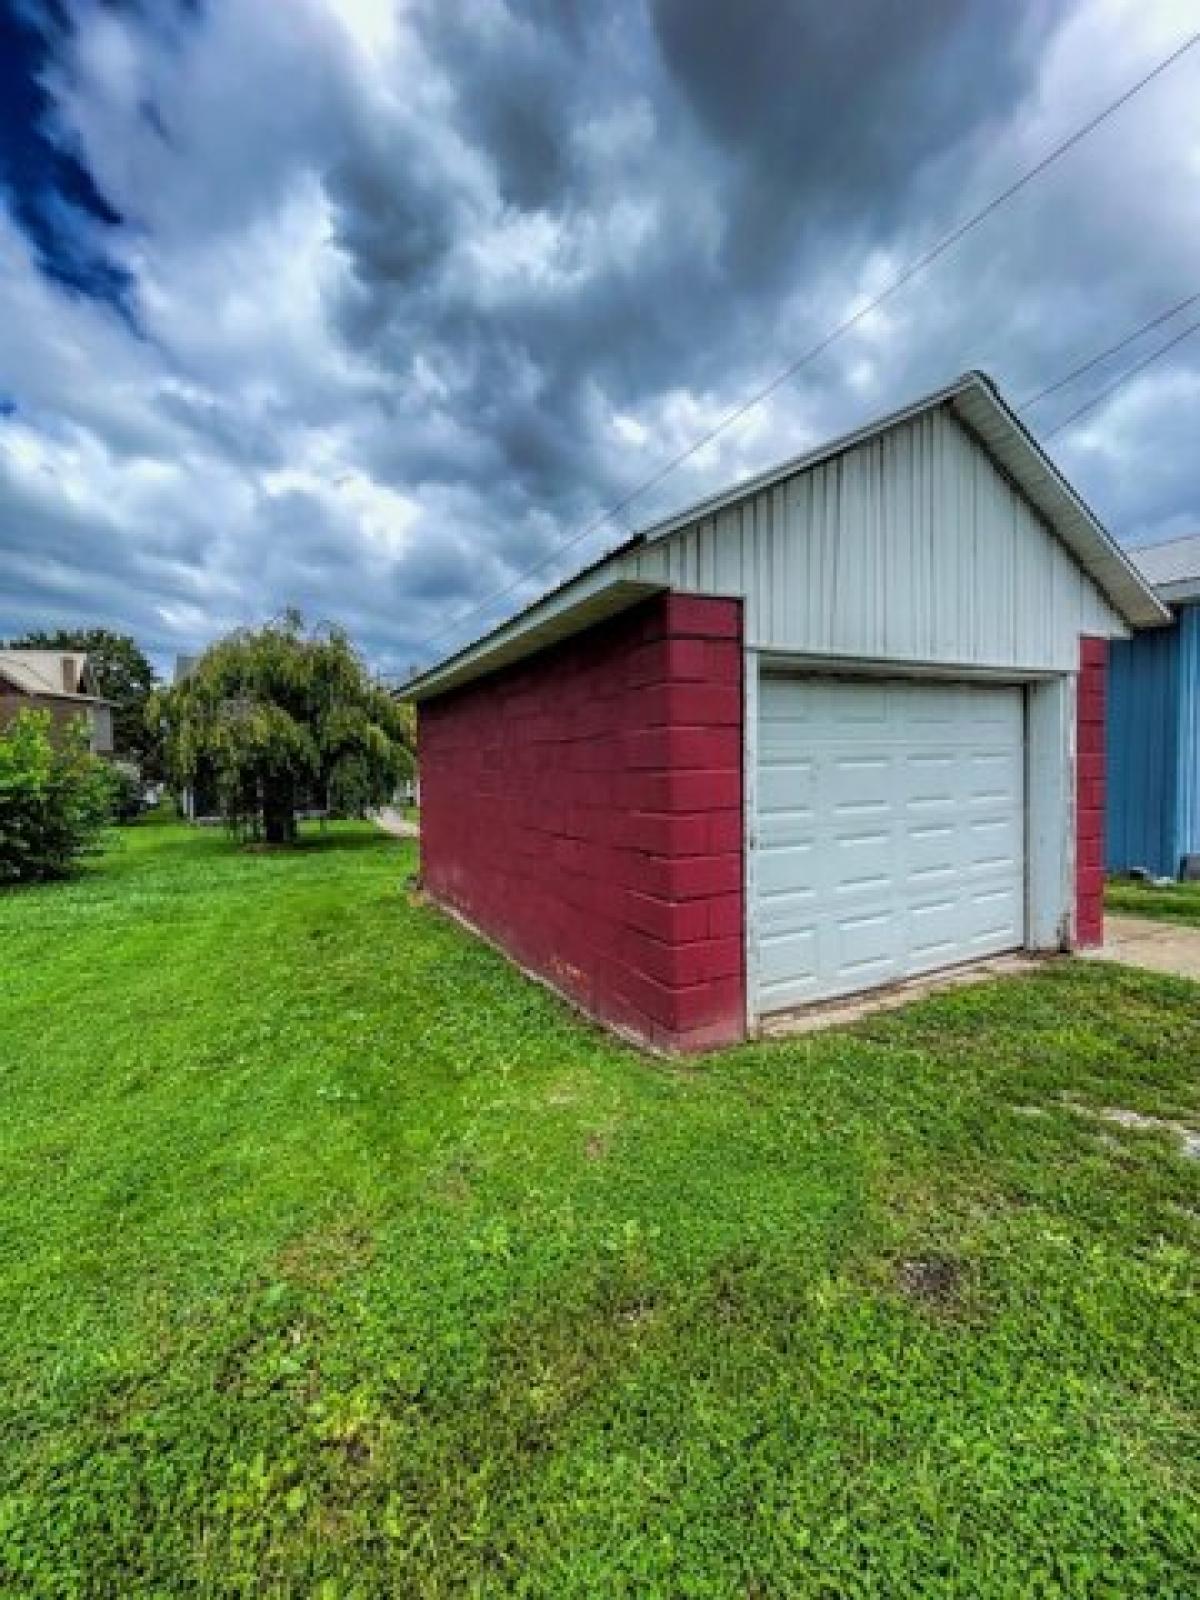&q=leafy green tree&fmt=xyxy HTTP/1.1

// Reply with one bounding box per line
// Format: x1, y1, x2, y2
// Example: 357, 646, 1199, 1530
0, 710, 116, 883
5, 628, 161, 772
151, 612, 413, 844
